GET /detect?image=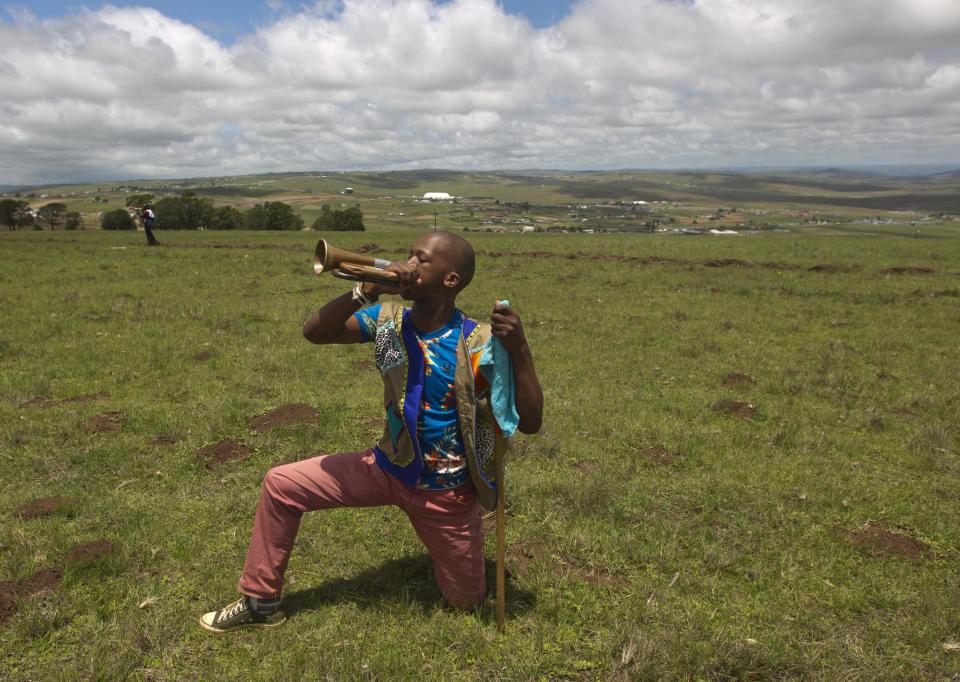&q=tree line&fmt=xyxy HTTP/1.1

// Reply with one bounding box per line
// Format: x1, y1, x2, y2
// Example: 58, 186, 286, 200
0, 191, 365, 232
1, 199, 81, 231
102, 192, 364, 231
